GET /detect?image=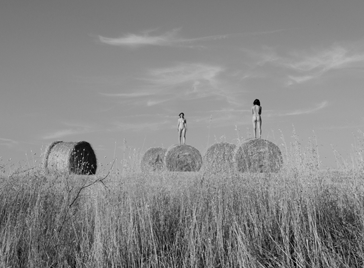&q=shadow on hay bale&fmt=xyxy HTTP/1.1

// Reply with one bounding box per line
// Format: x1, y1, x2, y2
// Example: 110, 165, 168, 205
203, 142, 236, 173
140, 147, 167, 172
234, 138, 282, 173
165, 144, 202, 172
44, 141, 97, 175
